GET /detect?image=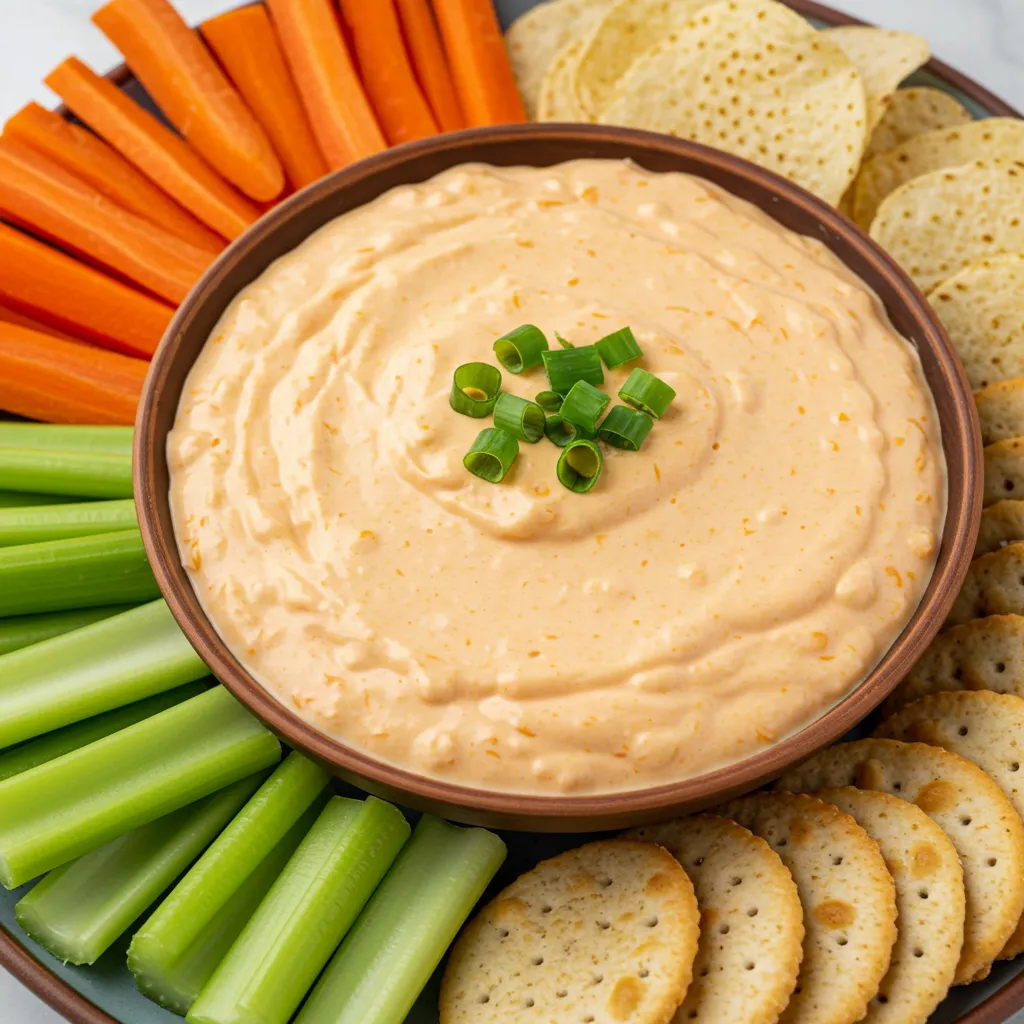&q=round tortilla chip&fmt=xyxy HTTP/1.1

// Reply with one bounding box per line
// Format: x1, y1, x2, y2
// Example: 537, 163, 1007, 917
537, 38, 591, 122
870, 158, 1024, 293
823, 26, 929, 135
598, 0, 868, 204
855, 118, 1024, 228
865, 86, 974, 160
927, 254, 1024, 390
